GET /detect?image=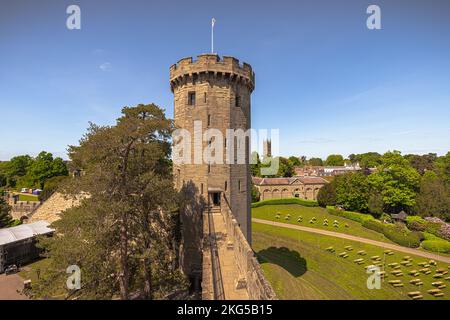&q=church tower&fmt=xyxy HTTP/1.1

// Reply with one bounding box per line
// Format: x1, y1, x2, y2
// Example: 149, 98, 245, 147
170, 54, 254, 282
